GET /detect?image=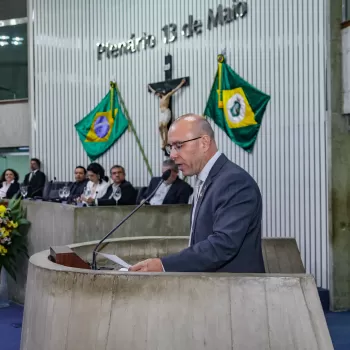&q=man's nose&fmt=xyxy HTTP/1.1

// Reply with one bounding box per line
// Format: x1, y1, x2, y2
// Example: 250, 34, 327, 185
170, 148, 178, 160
